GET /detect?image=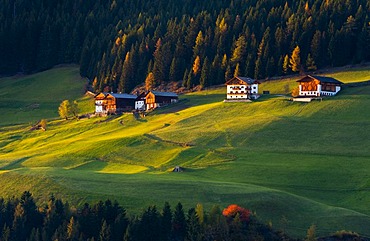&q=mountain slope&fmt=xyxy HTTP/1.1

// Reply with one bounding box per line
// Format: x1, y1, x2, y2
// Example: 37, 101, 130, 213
0, 66, 370, 237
